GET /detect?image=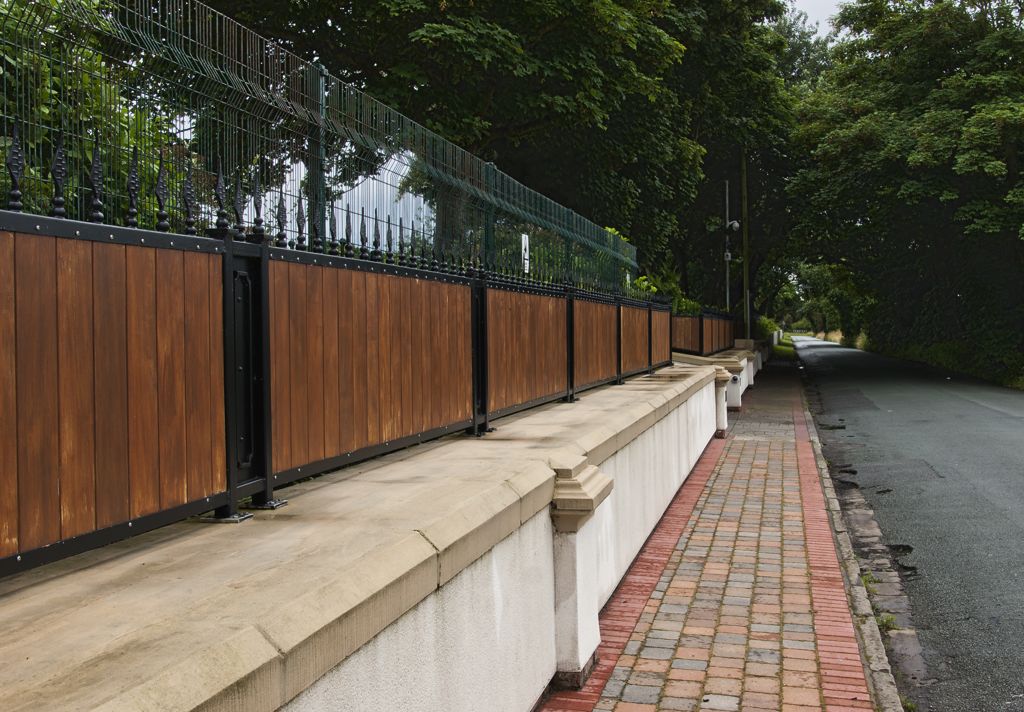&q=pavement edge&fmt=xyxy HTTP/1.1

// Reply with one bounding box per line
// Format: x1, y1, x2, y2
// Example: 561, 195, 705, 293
799, 395, 905, 712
